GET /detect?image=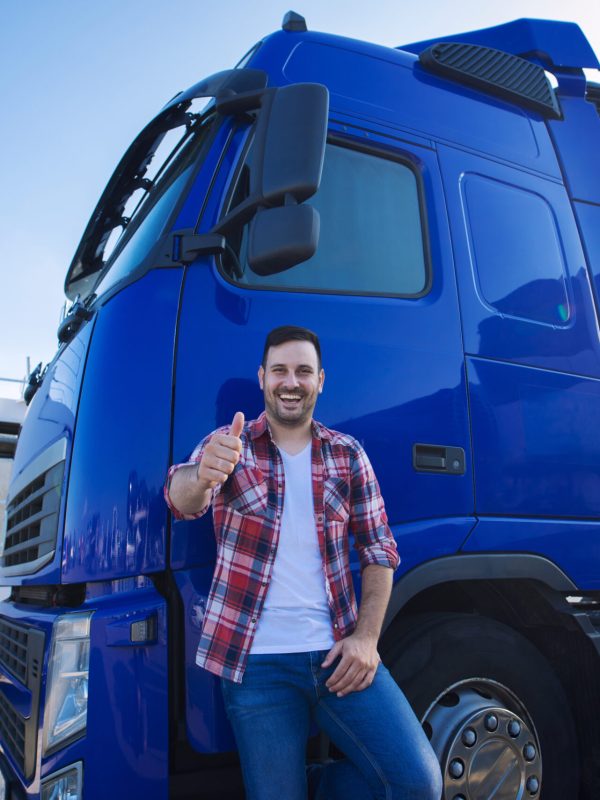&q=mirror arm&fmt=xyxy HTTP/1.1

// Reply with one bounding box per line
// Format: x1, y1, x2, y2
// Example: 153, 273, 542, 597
211, 195, 264, 236
166, 230, 227, 264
